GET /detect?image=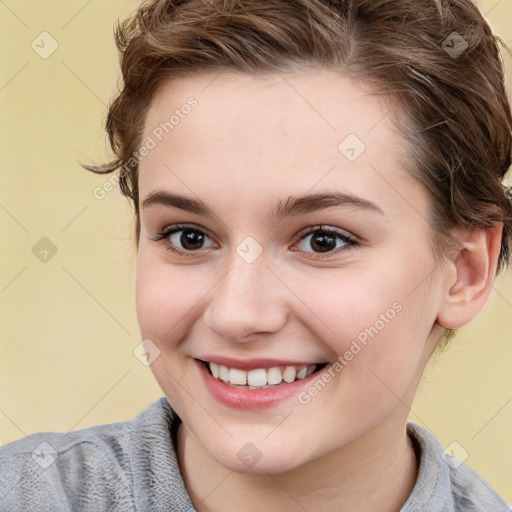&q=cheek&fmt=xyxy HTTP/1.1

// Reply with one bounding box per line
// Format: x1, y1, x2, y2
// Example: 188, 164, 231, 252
288, 263, 431, 399
288, 264, 410, 346
135, 251, 200, 342
135, 252, 200, 408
